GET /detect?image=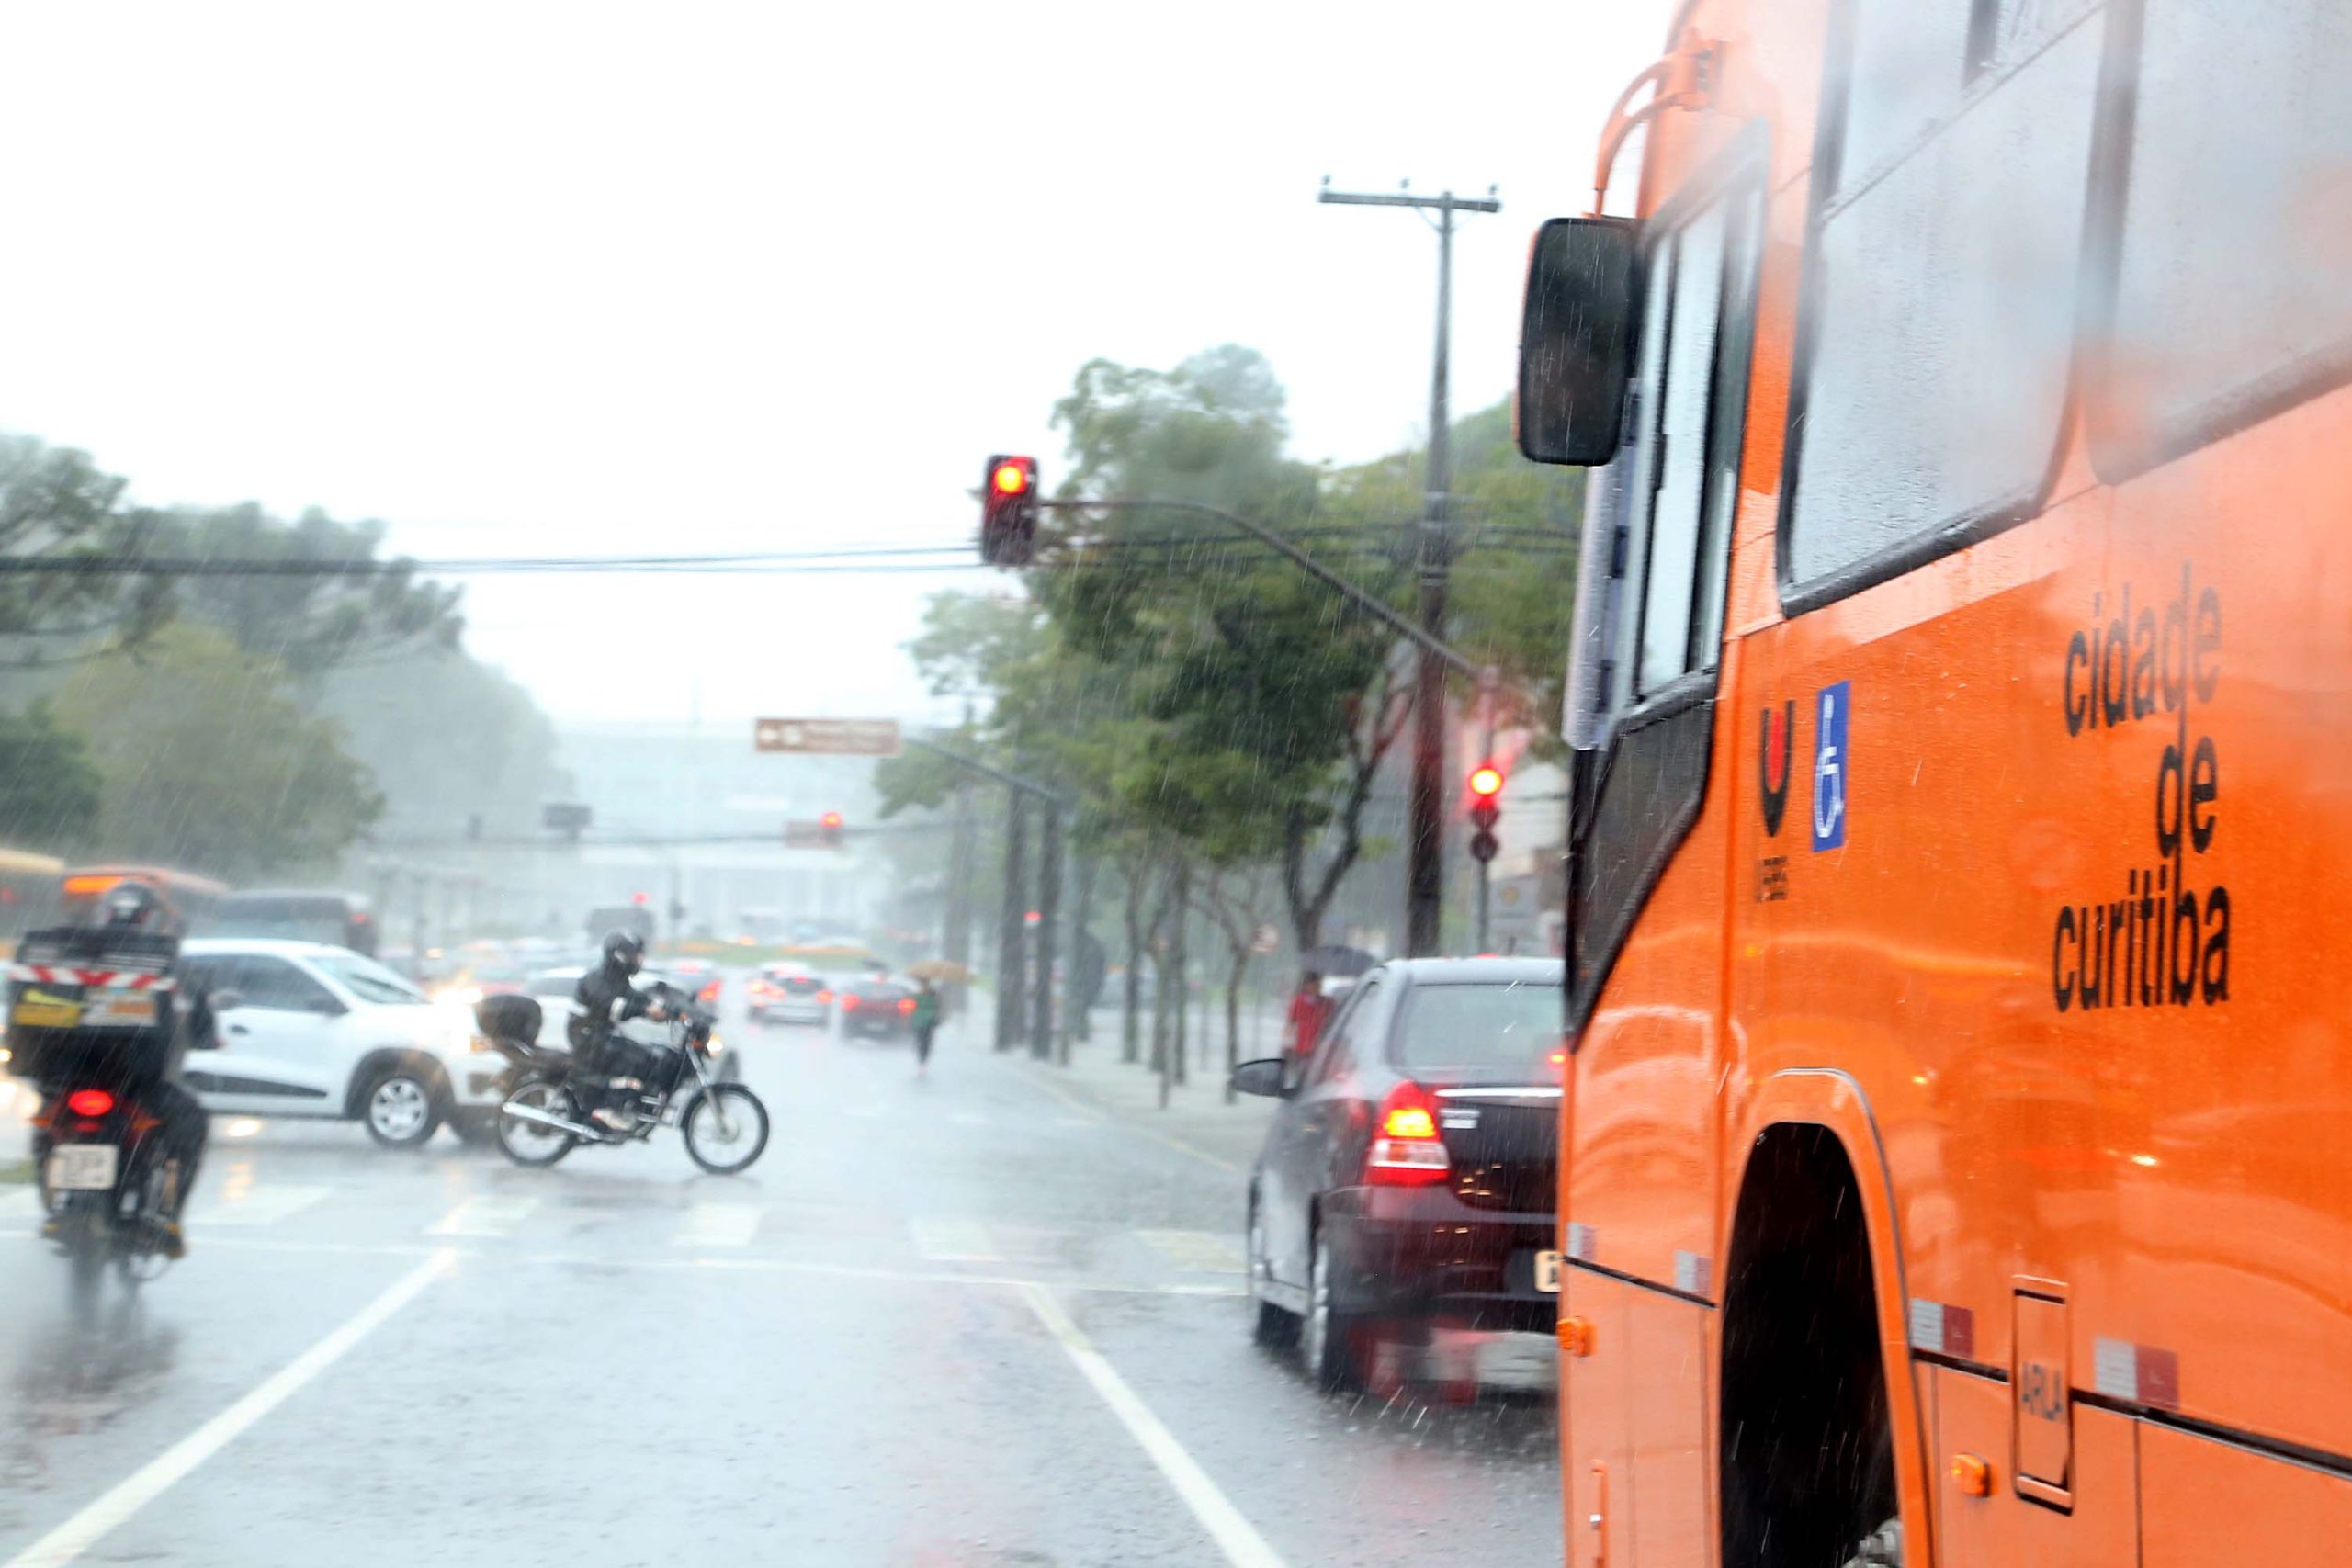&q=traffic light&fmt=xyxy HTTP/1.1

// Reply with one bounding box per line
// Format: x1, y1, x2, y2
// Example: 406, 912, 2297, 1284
819, 810, 845, 850
1467, 763, 1503, 863
980, 455, 1040, 566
